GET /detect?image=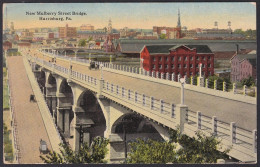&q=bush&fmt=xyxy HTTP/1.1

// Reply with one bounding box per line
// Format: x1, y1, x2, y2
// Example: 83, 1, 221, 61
4, 143, 13, 153
240, 76, 255, 87
247, 91, 256, 97
5, 152, 14, 162
207, 75, 231, 90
